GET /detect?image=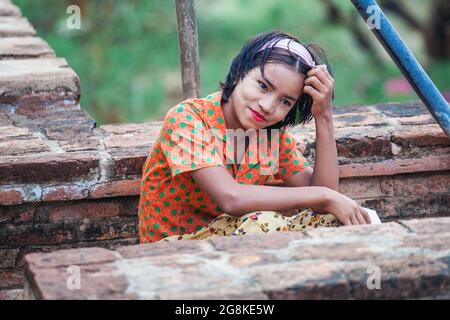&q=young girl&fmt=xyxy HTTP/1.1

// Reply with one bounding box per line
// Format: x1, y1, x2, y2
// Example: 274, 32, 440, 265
138, 30, 373, 244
